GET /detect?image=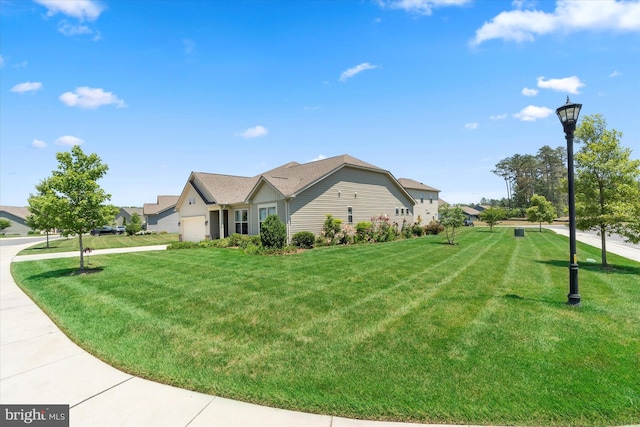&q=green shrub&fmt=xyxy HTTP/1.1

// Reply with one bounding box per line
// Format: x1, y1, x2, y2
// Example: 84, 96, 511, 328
243, 243, 261, 255
315, 236, 330, 247
260, 214, 286, 249
401, 219, 412, 239
228, 233, 243, 246
355, 221, 372, 243
168, 241, 199, 250
424, 221, 445, 235
412, 223, 424, 236
322, 214, 342, 243
292, 231, 315, 249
